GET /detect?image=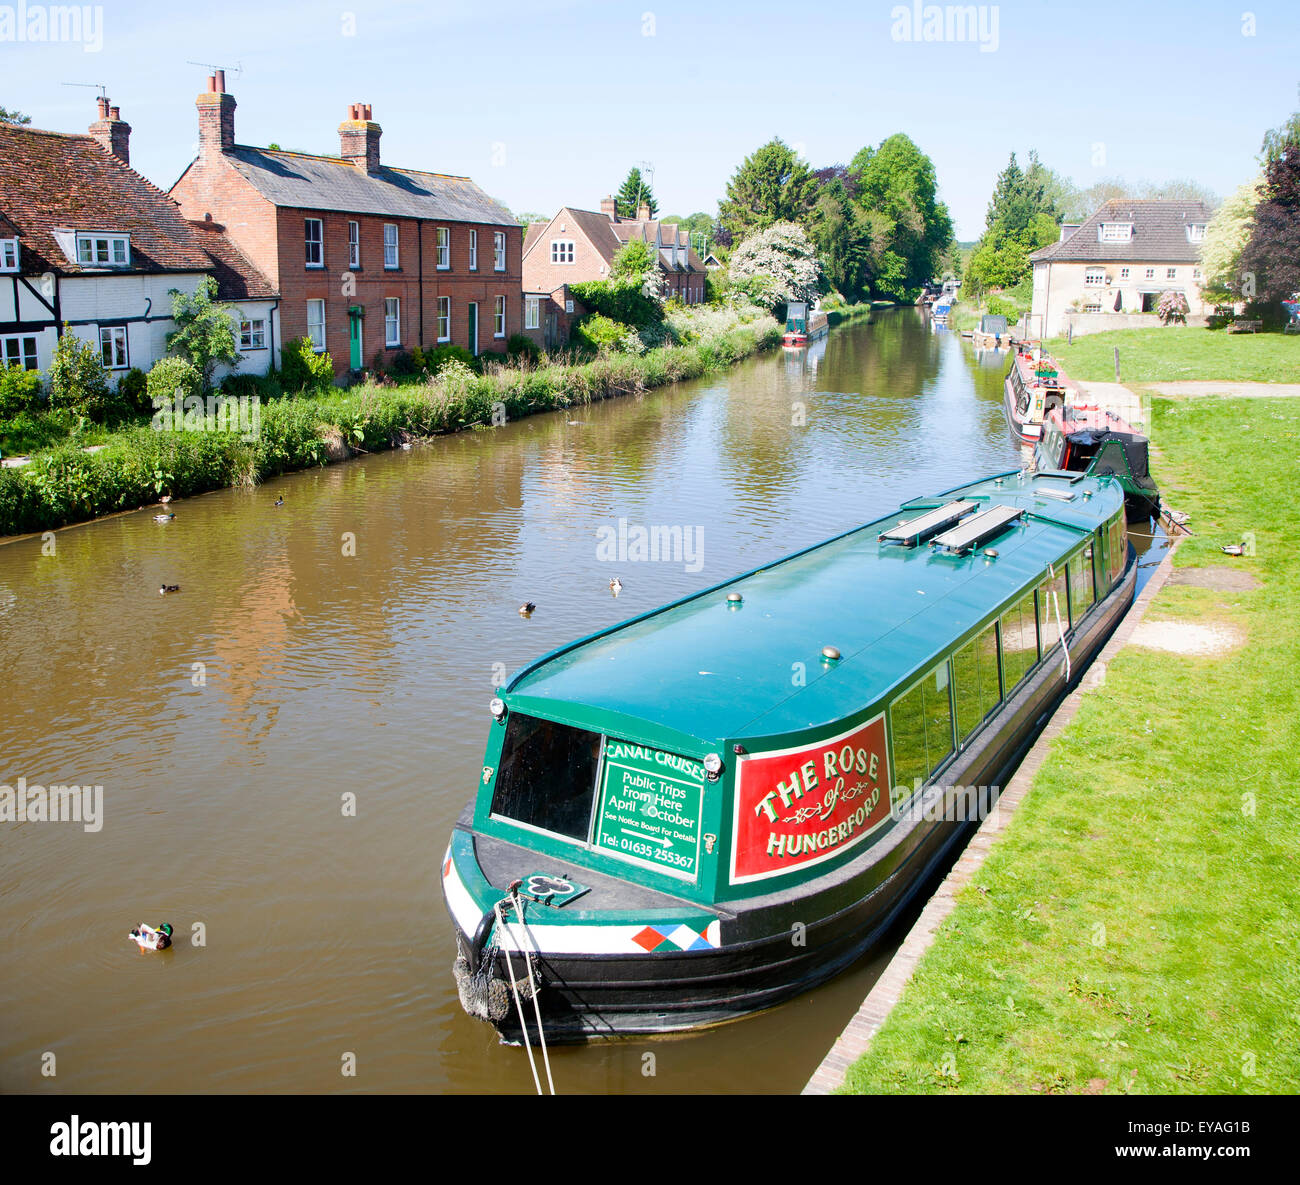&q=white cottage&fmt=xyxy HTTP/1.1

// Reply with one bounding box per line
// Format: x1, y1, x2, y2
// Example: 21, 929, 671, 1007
0, 99, 278, 383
